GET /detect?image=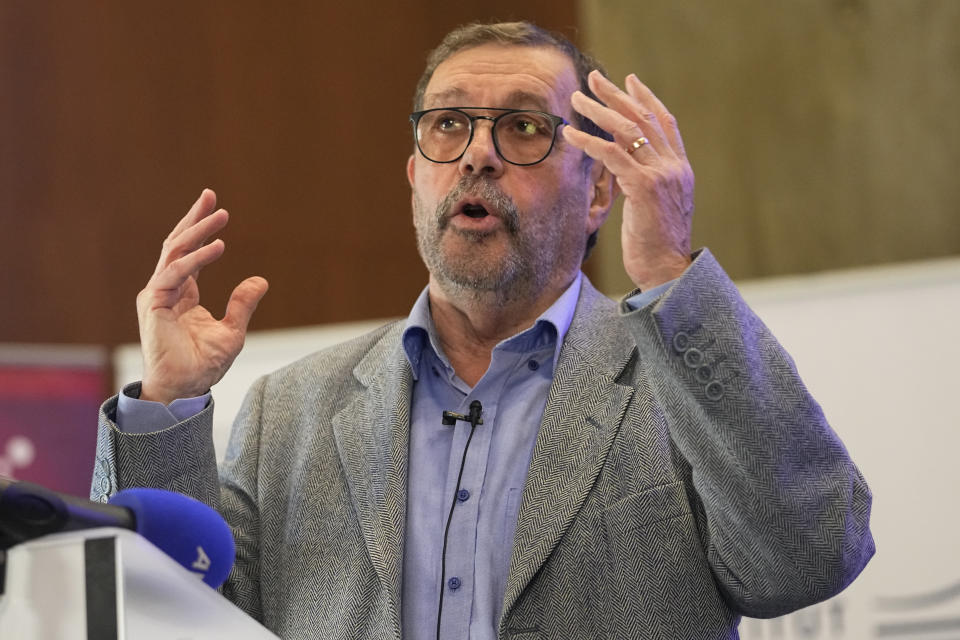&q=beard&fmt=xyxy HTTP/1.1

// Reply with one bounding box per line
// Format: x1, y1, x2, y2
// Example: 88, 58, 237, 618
413, 175, 586, 305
